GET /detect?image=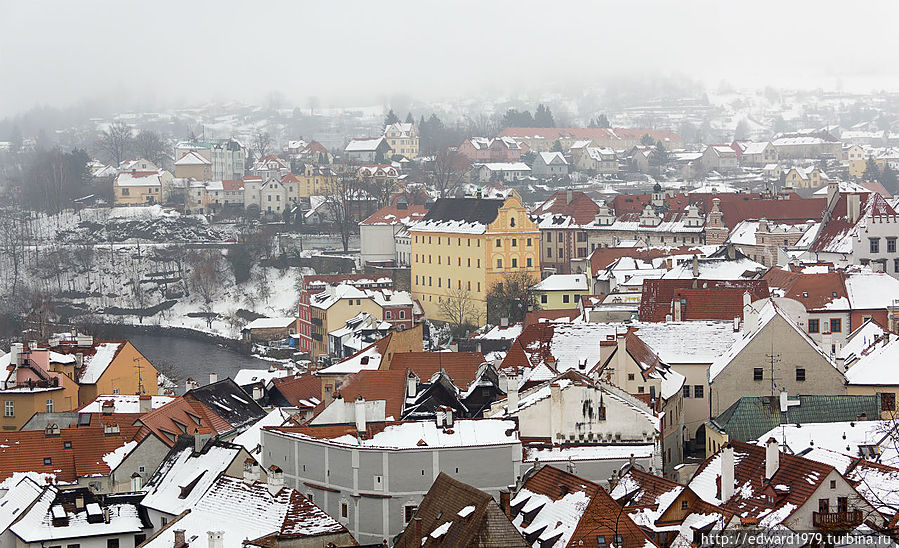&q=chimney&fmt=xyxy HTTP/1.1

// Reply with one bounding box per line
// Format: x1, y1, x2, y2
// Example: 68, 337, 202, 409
550, 383, 563, 441
765, 437, 780, 480
721, 444, 735, 501
139, 395, 152, 414
500, 489, 511, 517
10, 343, 23, 367
827, 179, 839, 204
355, 396, 366, 435
507, 376, 519, 412
616, 333, 627, 381
185, 377, 199, 392
566, 189, 573, 204
500, 317, 509, 328
267, 465, 284, 495
174, 530, 186, 548
412, 517, 423, 547
207, 531, 223, 548
743, 304, 758, 333
194, 432, 211, 454
406, 371, 418, 399
691, 255, 699, 278
209, 372, 218, 384
243, 458, 259, 484
444, 406, 454, 427
779, 390, 789, 413
743, 291, 751, 310
673, 298, 682, 322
